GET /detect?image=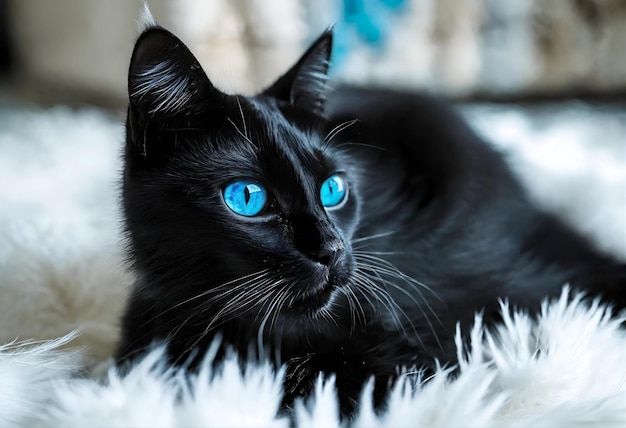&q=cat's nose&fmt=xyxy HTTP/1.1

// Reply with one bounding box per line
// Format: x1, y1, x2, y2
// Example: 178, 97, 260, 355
310, 241, 345, 267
